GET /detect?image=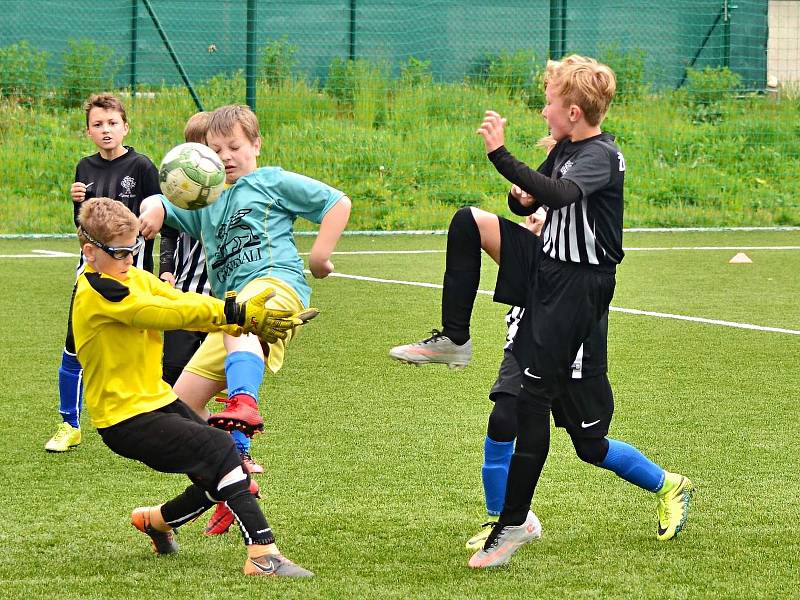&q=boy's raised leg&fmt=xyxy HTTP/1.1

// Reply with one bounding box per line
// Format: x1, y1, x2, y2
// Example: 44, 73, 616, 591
390, 207, 500, 368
